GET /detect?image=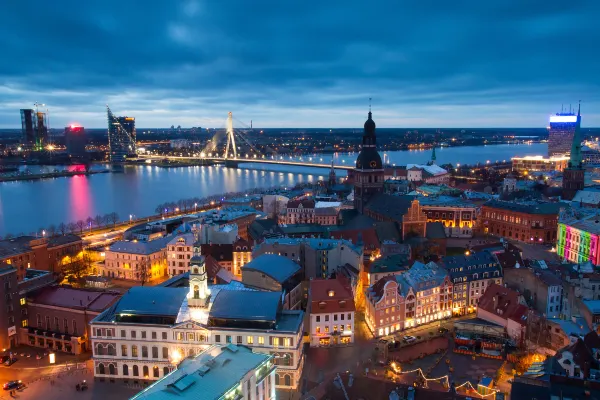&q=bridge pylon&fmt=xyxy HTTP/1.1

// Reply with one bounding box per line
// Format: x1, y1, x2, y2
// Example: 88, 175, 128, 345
224, 112, 237, 160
